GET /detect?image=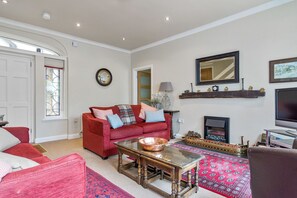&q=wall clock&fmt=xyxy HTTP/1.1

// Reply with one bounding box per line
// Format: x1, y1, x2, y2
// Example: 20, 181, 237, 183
95, 68, 112, 86
212, 85, 219, 92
